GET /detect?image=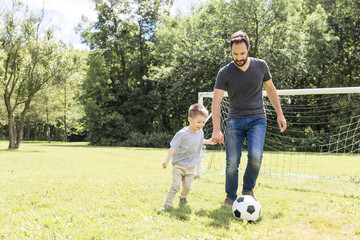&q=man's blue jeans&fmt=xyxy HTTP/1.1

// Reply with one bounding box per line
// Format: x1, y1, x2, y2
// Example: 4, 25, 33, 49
225, 118, 267, 200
